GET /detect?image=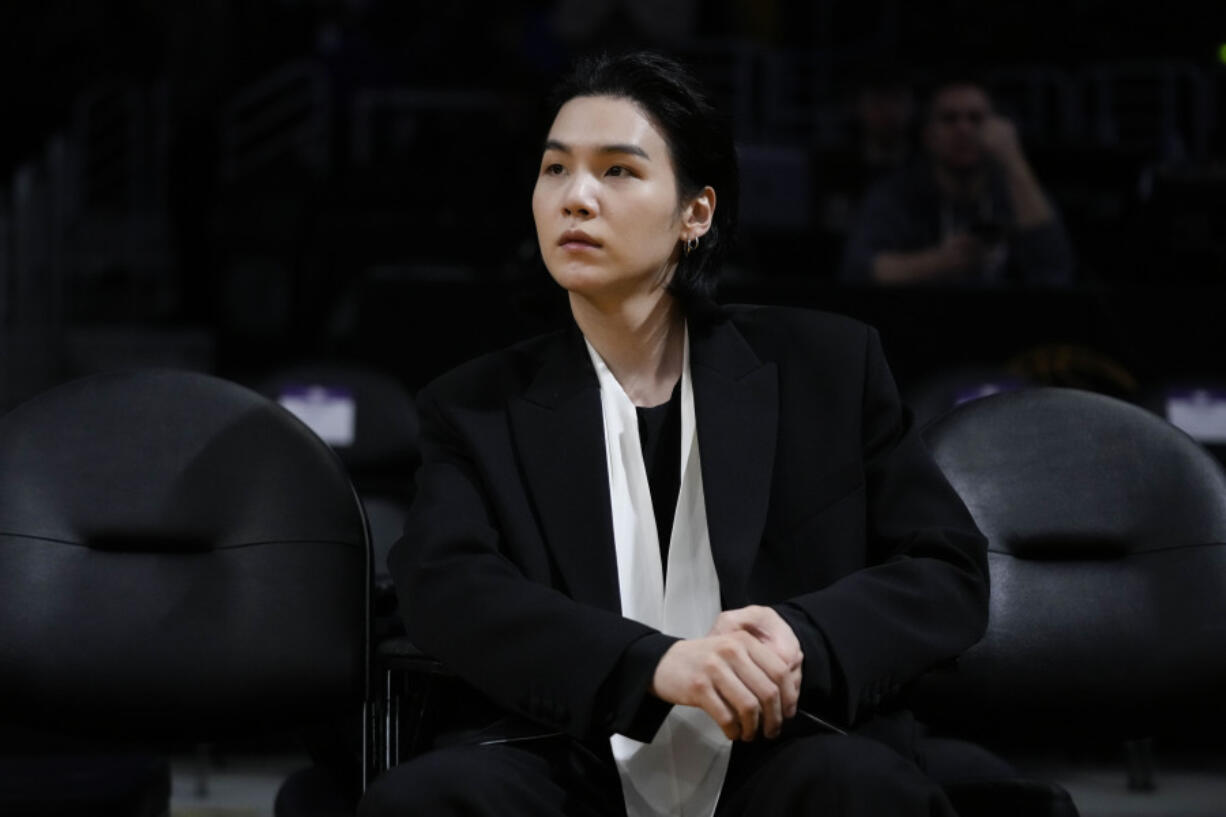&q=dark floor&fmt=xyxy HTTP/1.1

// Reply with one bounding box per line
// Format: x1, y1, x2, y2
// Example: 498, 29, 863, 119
1047, 765, 1226, 817
169, 750, 1226, 817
